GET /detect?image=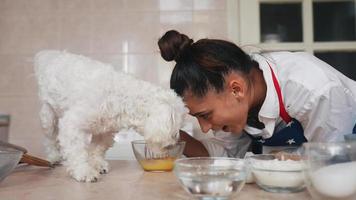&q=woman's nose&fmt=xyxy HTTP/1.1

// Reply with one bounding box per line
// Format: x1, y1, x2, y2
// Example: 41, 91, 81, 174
198, 119, 212, 133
